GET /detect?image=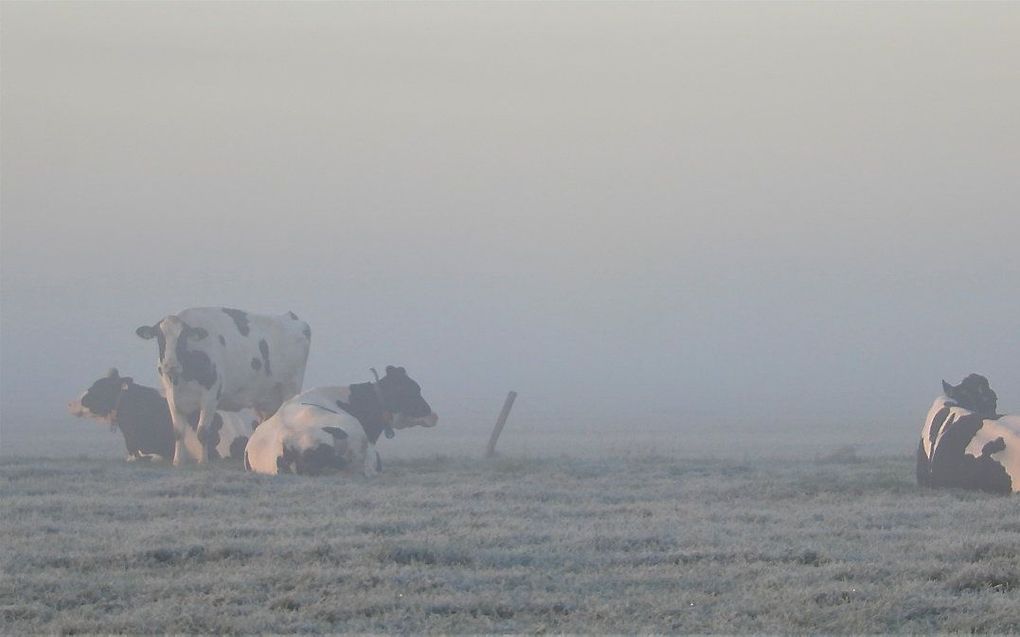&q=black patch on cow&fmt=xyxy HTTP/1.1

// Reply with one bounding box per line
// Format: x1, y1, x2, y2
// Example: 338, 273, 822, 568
251, 357, 262, 371
983, 437, 1007, 456
175, 336, 218, 389
321, 426, 347, 440
119, 385, 174, 460
198, 412, 224, 460
218, 335, 226, 346
222, 308, 251, 336
336, 383, 388, 443
258, 339, 272, 375
288, 311, 299, 320
229, 436, 248, 461
929, 413, 1012, 494
916, 440, 931, 488
302, 325, 311, 340
277, 446, 299, 474
296, 443, 346, 475
156, 331, 167, 362
929, 407, 952, 445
